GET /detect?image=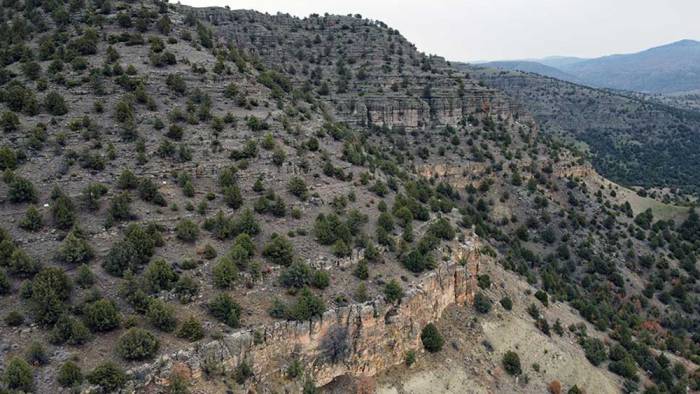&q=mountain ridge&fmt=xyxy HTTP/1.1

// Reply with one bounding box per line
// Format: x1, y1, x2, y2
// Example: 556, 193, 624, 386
474, 39, 700, 94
